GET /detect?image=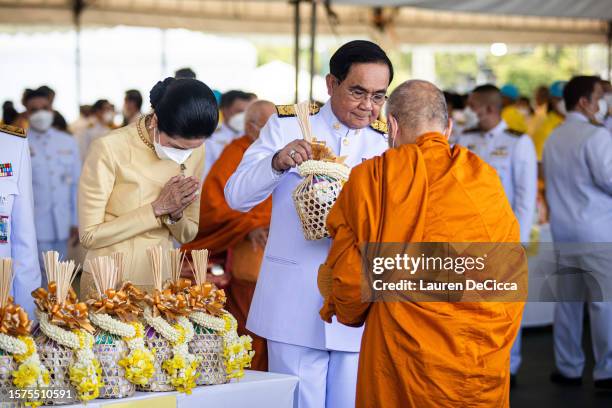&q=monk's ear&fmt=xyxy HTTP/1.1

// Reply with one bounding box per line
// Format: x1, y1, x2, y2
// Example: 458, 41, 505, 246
444, 118, 453, 139
387, 114, 399, 147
